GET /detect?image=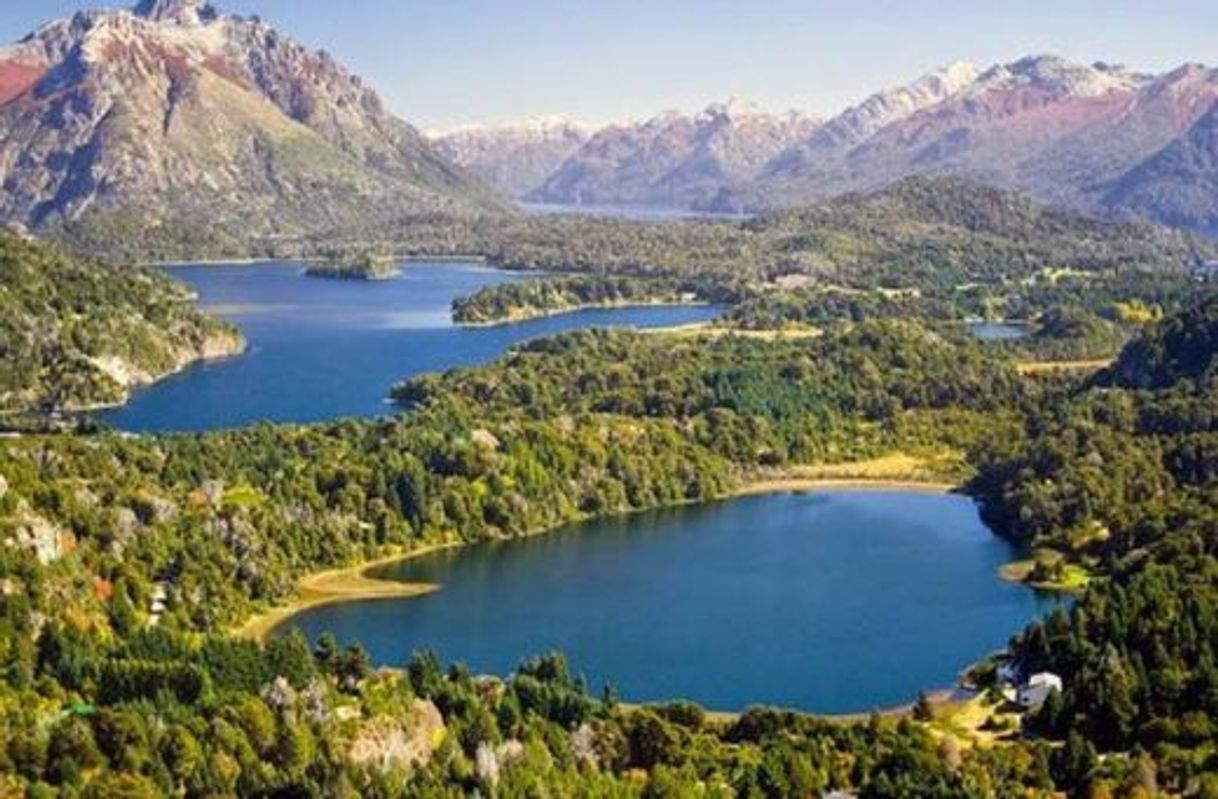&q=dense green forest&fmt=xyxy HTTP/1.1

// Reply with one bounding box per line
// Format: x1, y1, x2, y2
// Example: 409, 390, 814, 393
440, 179, 1208, 344
58, 177, 1211, 286
7, 299, 1218, 794
451, 276, 735, 324
965, 297, 1218, 791
0, 317, 1043, 796
0, 232, 243, 416
5, 179, 1218, 795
